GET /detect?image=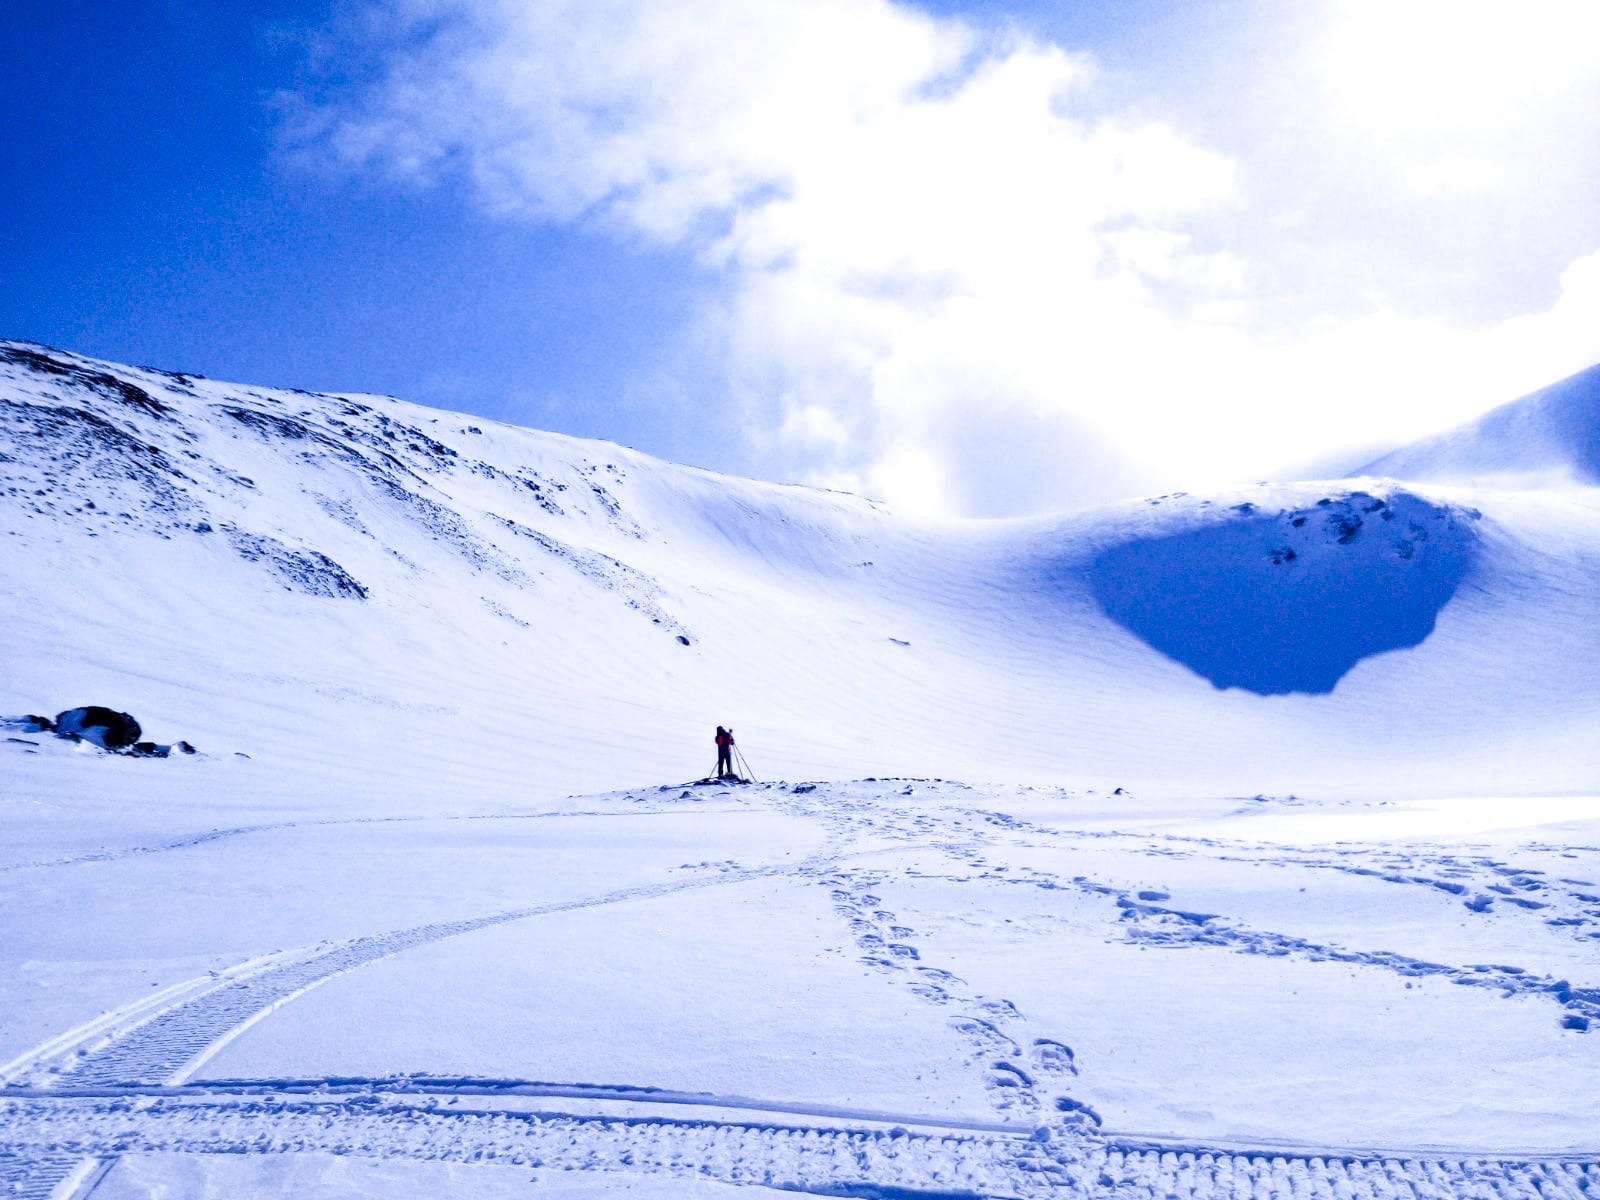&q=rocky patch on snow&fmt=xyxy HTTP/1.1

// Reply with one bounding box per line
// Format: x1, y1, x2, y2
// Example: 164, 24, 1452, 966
2, 708, 197, 757
219, 525, 367, 600
0, 340, 693, 641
